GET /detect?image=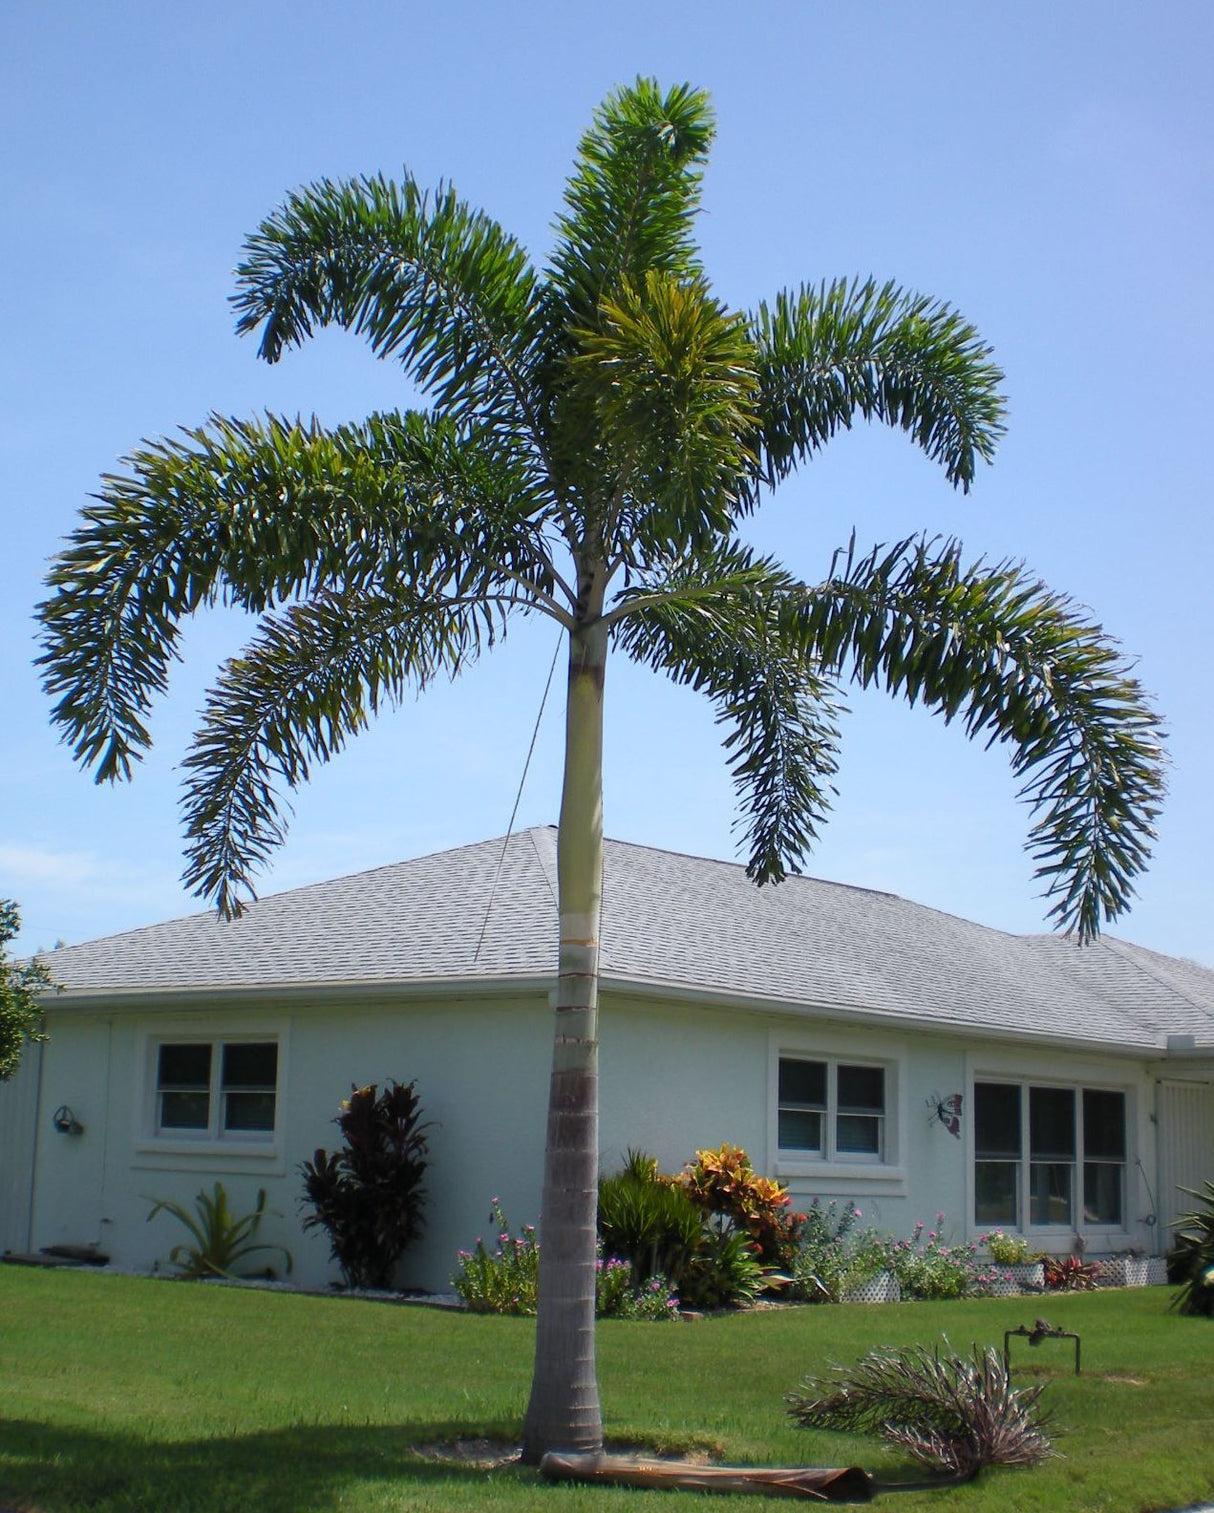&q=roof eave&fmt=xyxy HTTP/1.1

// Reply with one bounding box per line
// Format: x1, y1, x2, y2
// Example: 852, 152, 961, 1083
599, 973, 1172, 1059
41, 972, 556, 1013
41, 967, 1186, 1059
